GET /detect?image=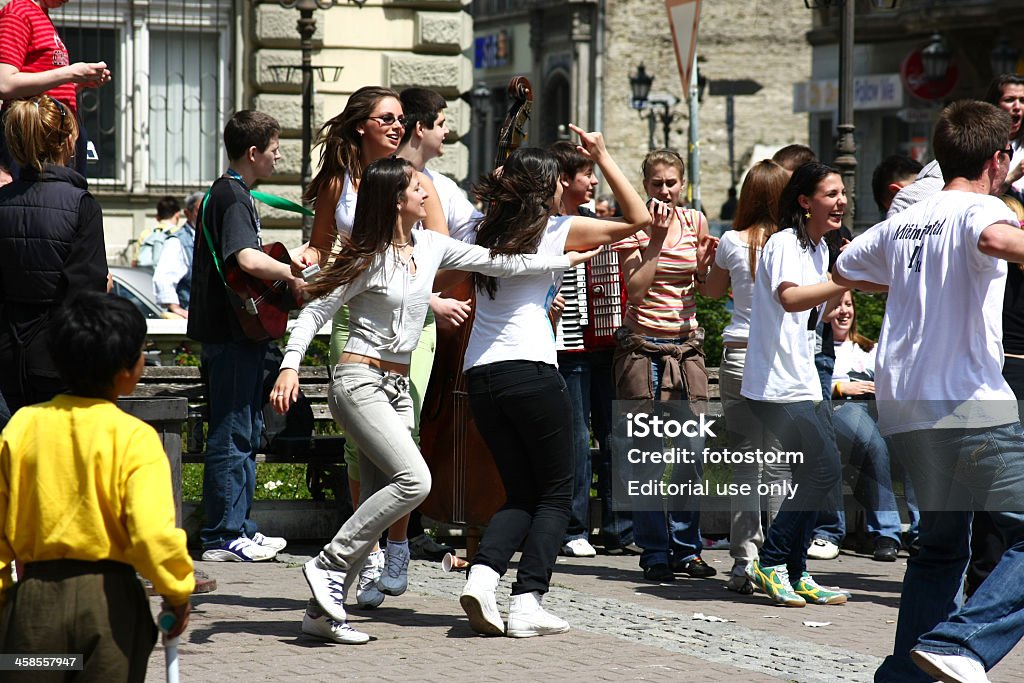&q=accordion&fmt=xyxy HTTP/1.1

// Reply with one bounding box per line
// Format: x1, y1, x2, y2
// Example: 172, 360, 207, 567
555, 247, 627, 351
